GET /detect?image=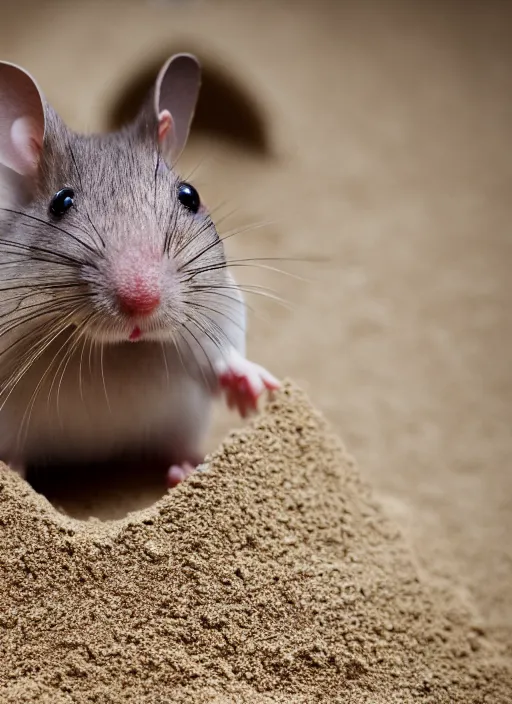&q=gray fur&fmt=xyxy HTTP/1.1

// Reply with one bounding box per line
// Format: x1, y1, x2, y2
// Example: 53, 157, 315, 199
0, 63, 245, 469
